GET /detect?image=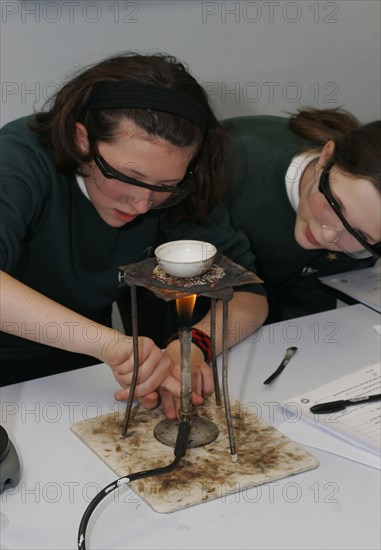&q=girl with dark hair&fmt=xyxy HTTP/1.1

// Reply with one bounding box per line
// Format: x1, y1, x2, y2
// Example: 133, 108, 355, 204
0, 53, 268, 419
223, 108, 381, 323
